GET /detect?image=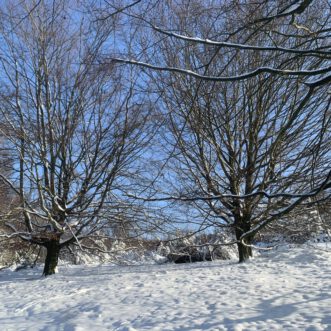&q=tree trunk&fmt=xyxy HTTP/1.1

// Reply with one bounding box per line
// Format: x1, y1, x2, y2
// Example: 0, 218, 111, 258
43, 239, 60, 276
235, 222, 253, 263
